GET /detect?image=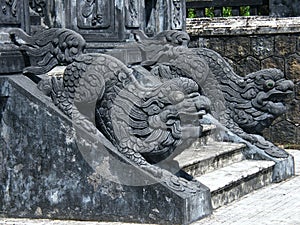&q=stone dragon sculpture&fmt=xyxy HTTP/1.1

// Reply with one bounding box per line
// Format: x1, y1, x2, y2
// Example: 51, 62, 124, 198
194, 48, 294, 158
131, 31, 294, 160
13, 28, 294, 176
51, 53, 211, 171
